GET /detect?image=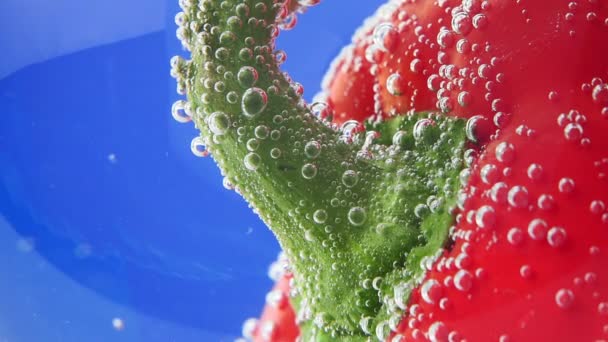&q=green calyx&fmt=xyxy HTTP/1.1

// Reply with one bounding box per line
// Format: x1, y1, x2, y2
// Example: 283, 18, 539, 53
172, 0, 467, 339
